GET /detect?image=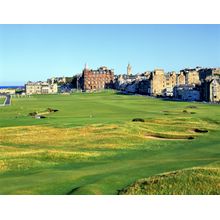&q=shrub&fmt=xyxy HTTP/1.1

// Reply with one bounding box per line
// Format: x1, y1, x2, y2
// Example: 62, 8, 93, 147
47, 108, 59, 113
47, 108, 53, 112
28, 112, 37, 116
